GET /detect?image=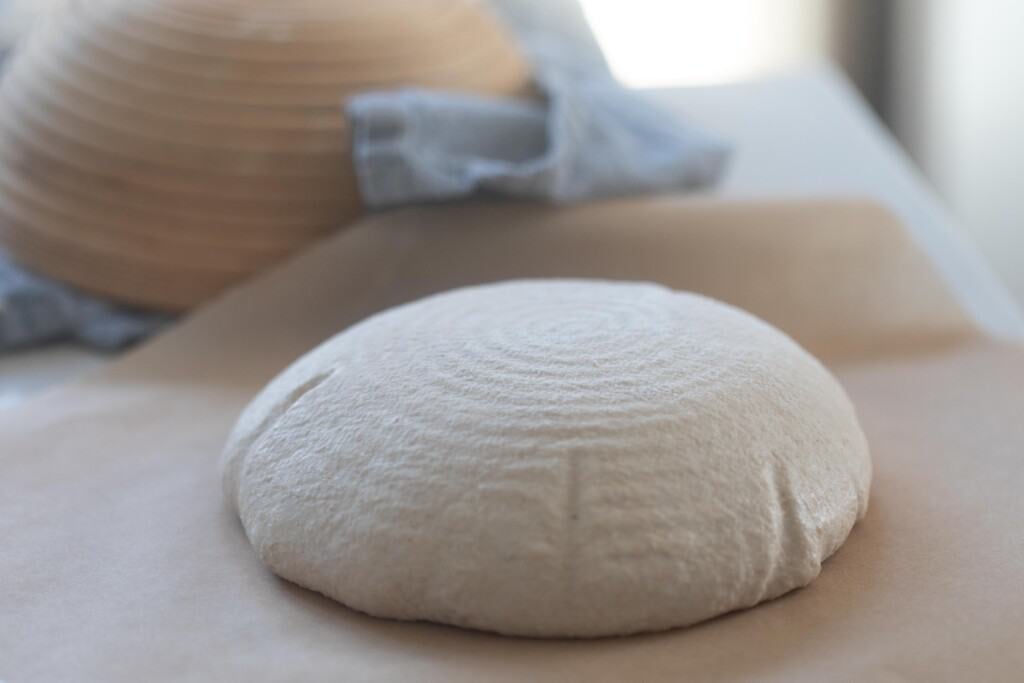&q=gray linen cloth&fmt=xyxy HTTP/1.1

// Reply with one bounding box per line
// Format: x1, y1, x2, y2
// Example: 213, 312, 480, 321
0, 254, 172, 349
348, 0, 729, 206
0, 0, 729, 351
